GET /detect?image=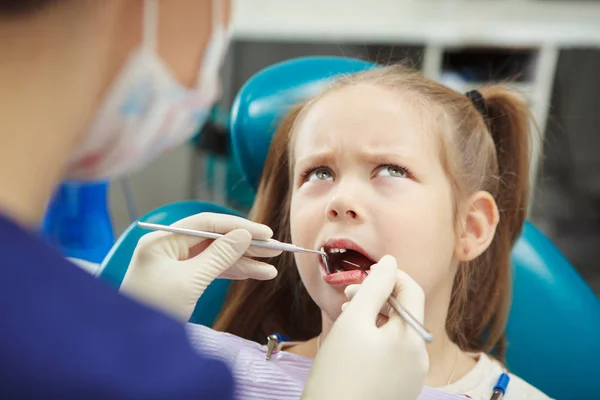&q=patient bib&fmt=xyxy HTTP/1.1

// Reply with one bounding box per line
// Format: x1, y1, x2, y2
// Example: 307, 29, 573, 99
186, 324, 468, 400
